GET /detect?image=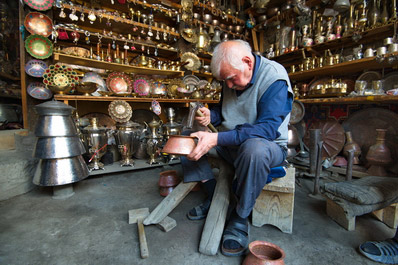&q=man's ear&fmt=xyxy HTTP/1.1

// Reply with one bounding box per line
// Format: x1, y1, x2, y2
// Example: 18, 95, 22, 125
242, 56, 253, 70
